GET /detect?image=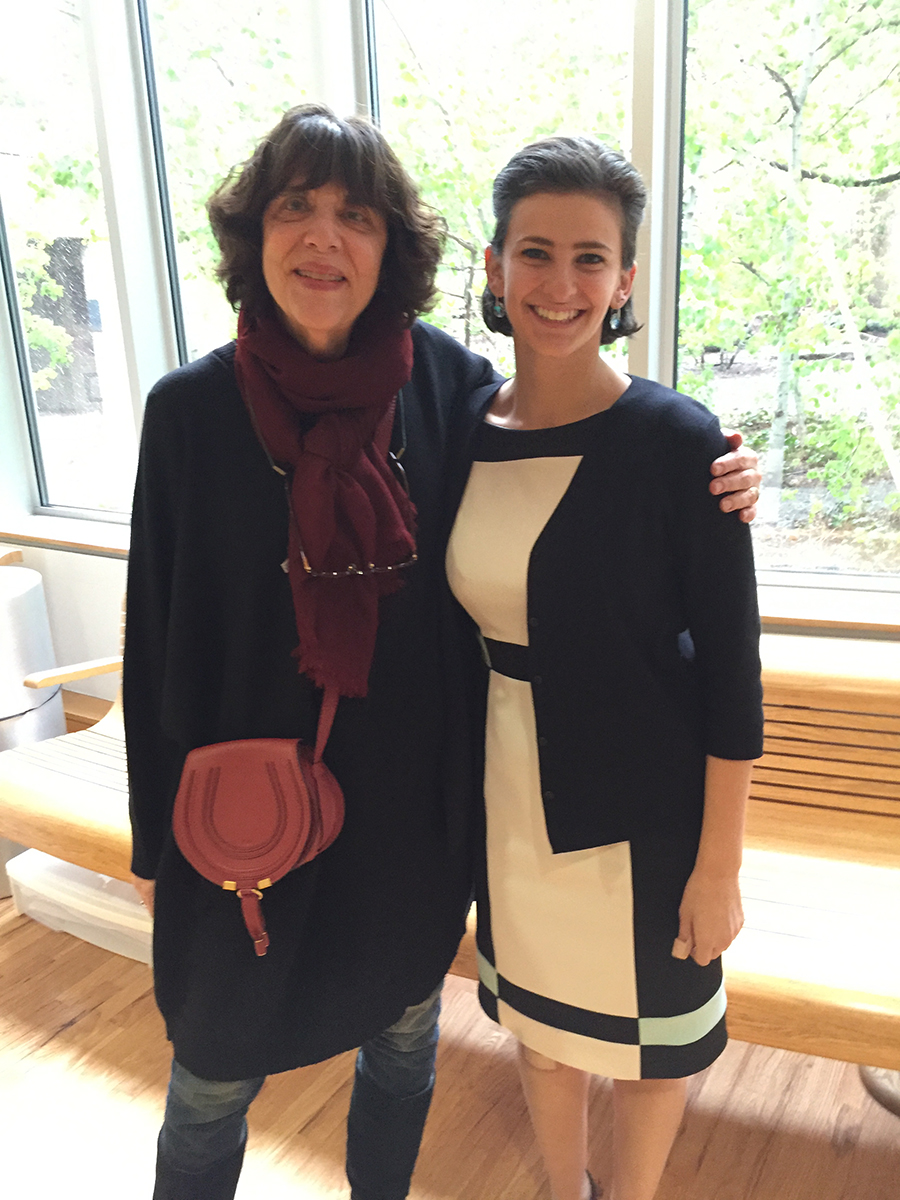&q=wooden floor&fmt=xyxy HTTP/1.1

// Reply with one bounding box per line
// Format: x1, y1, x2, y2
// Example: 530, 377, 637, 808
0, 897, 897, 1199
